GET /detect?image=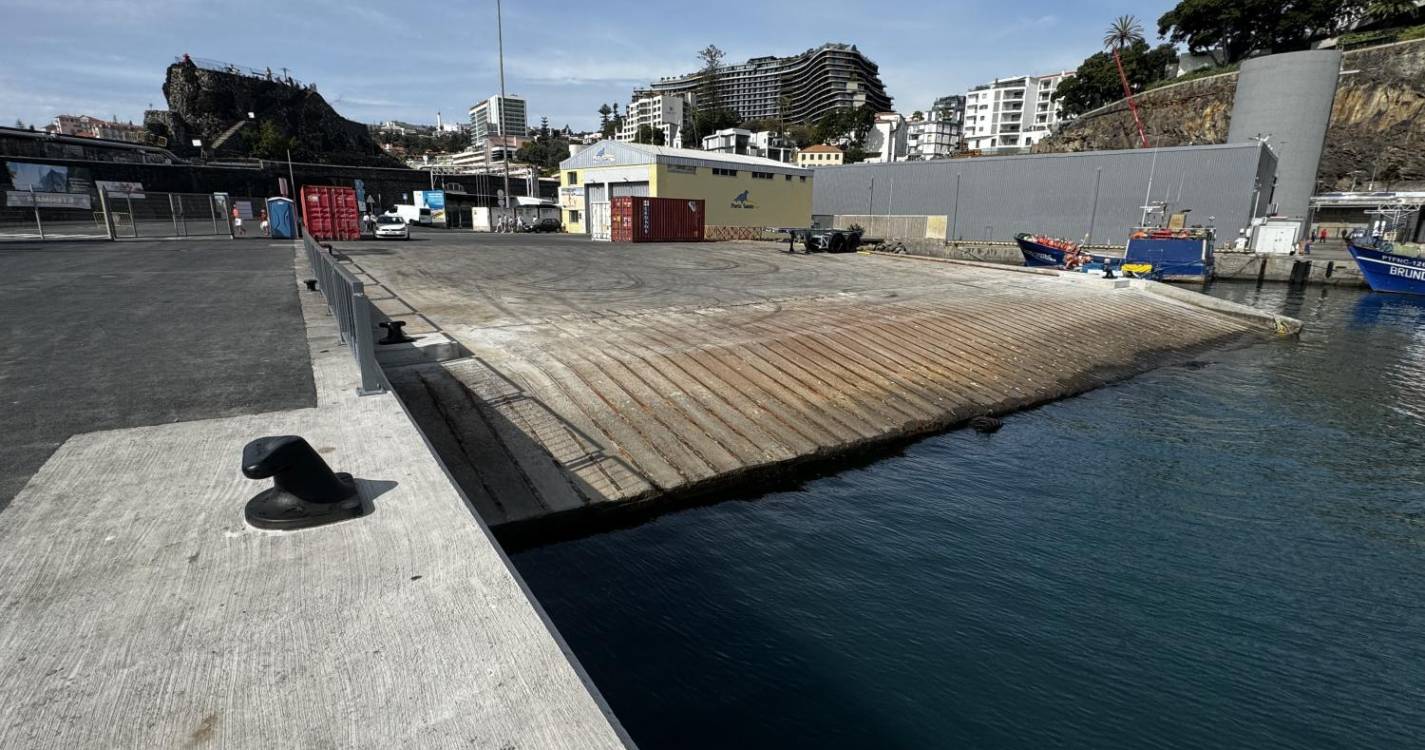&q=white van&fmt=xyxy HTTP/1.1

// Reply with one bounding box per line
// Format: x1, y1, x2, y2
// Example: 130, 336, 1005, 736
390, 204, 432, 226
